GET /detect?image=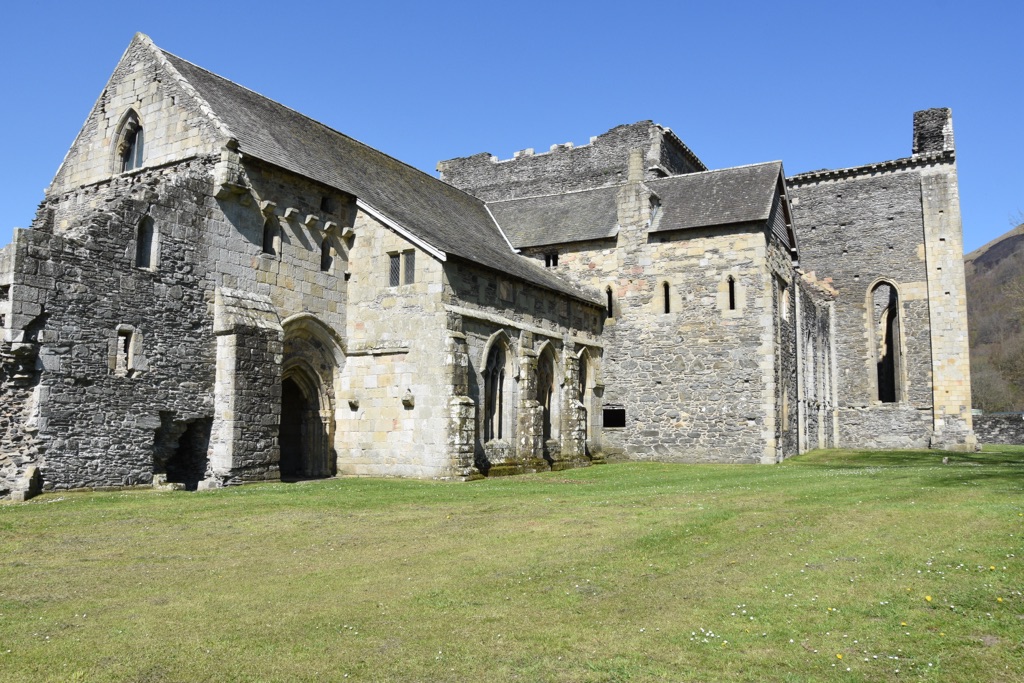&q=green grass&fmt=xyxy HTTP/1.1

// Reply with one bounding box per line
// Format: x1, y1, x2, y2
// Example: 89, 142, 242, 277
1, 447, 1022, 682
